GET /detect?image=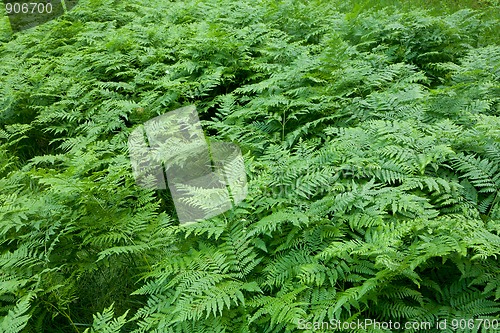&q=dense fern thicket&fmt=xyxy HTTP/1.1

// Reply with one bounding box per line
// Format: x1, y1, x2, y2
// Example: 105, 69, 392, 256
0, 0, 499, 332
